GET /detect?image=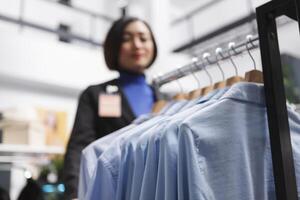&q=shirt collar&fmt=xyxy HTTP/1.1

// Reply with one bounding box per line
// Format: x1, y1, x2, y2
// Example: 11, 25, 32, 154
195, 87, 230, 104
220, 82, 265, 105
